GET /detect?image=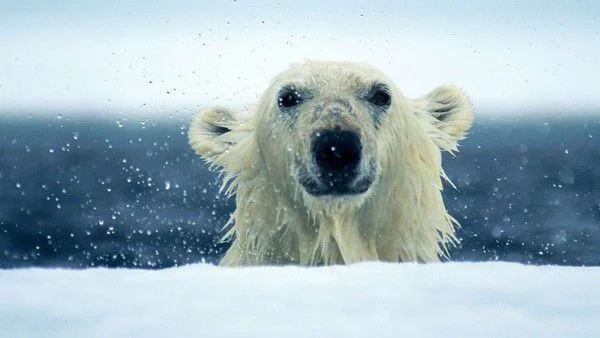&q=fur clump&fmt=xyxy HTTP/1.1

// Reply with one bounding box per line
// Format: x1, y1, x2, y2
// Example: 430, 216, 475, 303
189, 61, 473, 266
